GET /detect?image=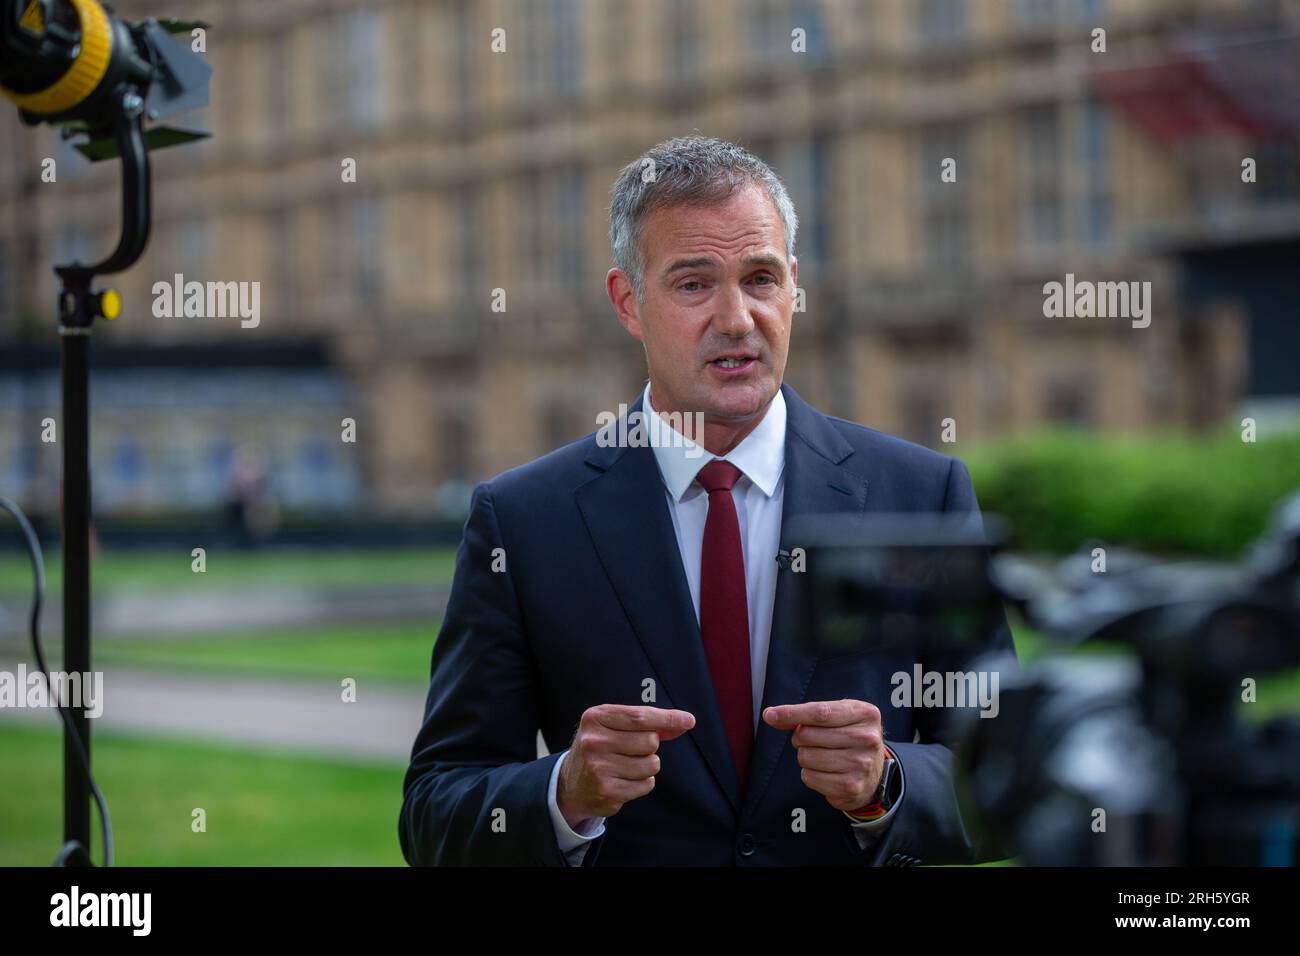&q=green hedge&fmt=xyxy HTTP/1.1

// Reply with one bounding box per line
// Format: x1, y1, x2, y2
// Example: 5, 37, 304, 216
962, 429, 1300, 557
